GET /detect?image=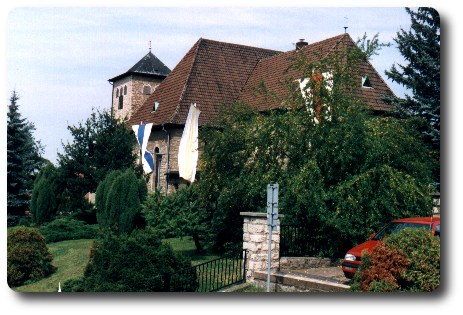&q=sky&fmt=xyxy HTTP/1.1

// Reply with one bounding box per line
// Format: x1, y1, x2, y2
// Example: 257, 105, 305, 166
6, 6, 415, 164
